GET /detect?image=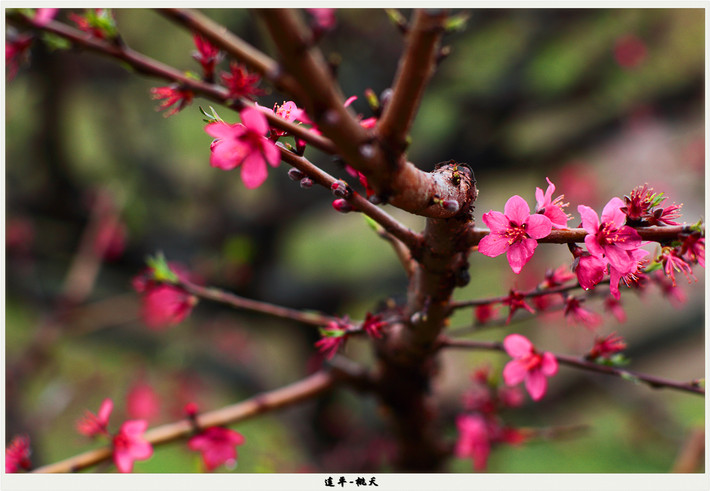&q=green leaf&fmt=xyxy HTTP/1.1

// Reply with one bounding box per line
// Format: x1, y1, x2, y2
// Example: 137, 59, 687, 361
643, 261, 663, 273
689, 219, 704, 233
199, 105, 223, 123
445, 13, 470, 33
145, 252, 179, 284
41, 32, 71, 51
363, 215, 381, 232
318, 327, 346, 338
385, 9, 407, 29
619, 371, 641, 385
